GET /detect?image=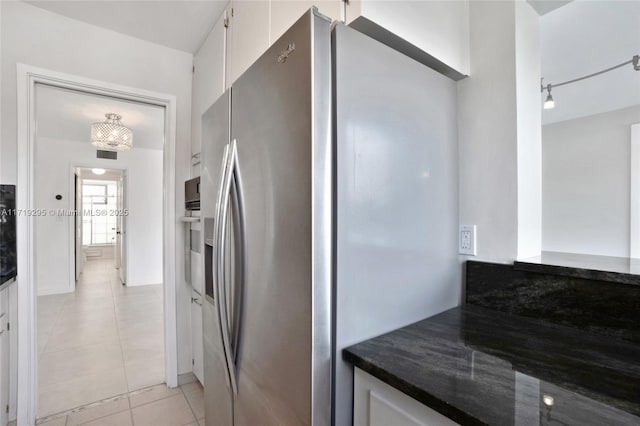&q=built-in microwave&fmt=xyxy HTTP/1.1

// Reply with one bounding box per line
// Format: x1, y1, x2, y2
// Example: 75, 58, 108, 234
185, 177, 200, 211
